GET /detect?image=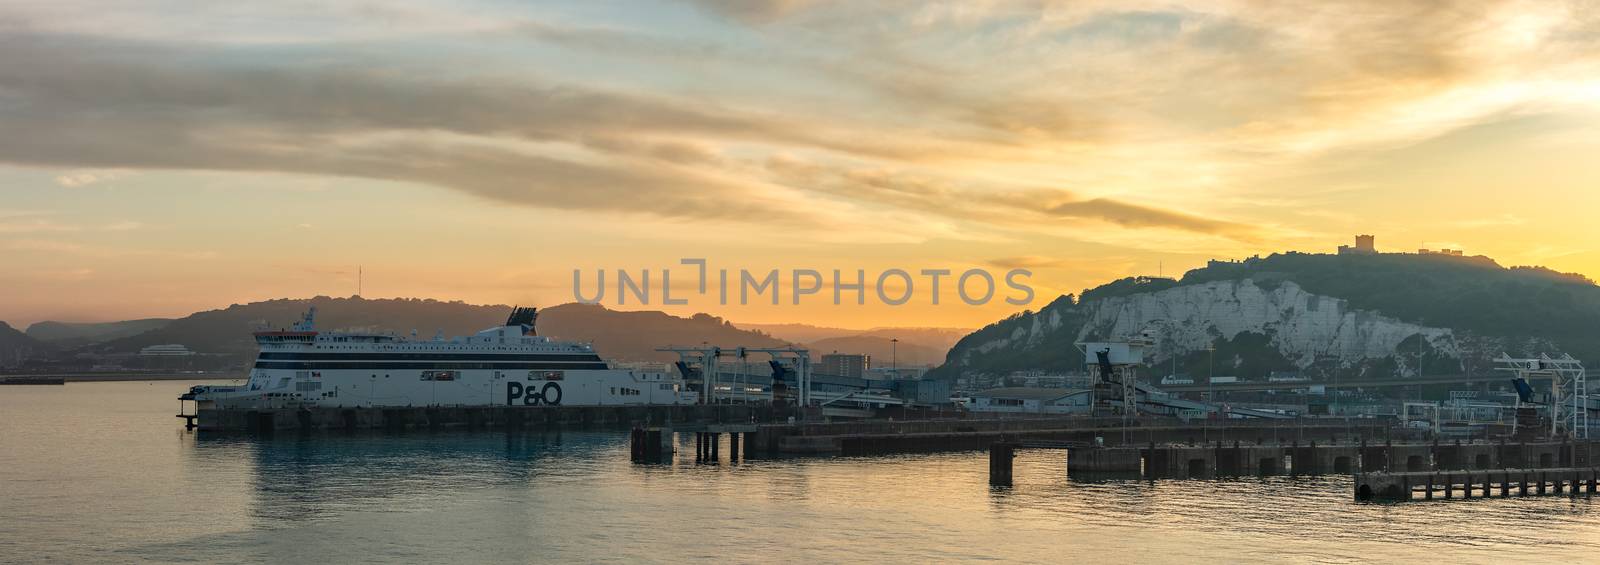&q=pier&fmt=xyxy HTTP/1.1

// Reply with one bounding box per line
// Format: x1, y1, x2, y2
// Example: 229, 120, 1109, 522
630, 424, 758, 464
741, 417, 1398, 456
987, 437, 1600, 488
1356, 468, 1600, 501
623, 415, 1409, 463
